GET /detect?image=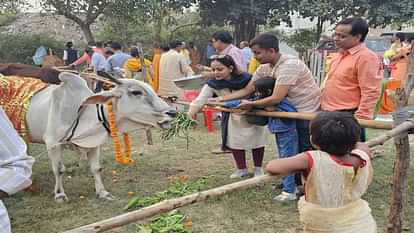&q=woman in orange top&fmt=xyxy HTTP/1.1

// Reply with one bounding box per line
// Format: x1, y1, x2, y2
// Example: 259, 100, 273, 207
379, 33, 411, 114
